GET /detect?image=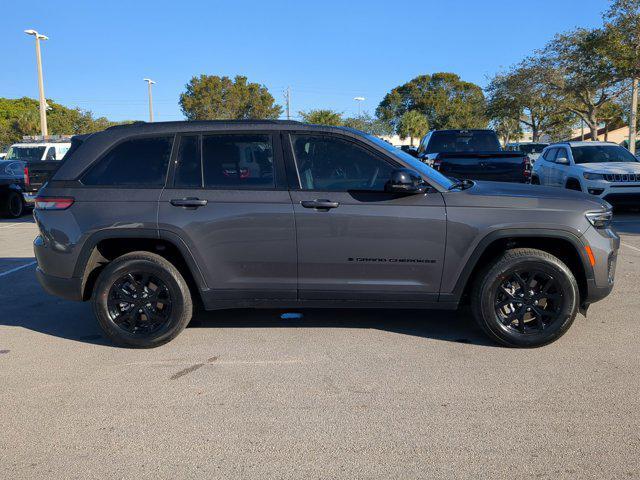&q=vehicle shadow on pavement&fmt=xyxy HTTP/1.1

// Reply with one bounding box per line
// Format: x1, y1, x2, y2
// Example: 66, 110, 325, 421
0, 215, 35, 224
190, 307, 497, 347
